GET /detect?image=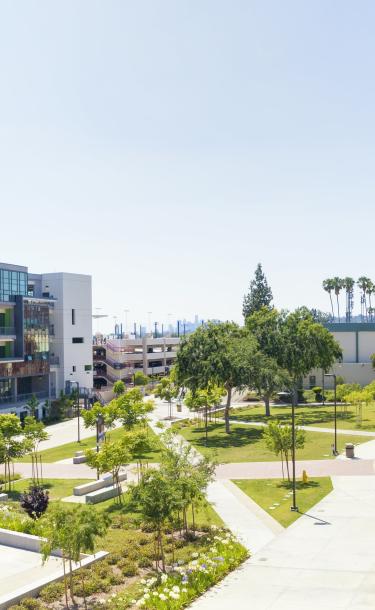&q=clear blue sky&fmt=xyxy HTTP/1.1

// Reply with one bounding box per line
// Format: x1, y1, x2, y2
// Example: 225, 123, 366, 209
1, 1, 374, 333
